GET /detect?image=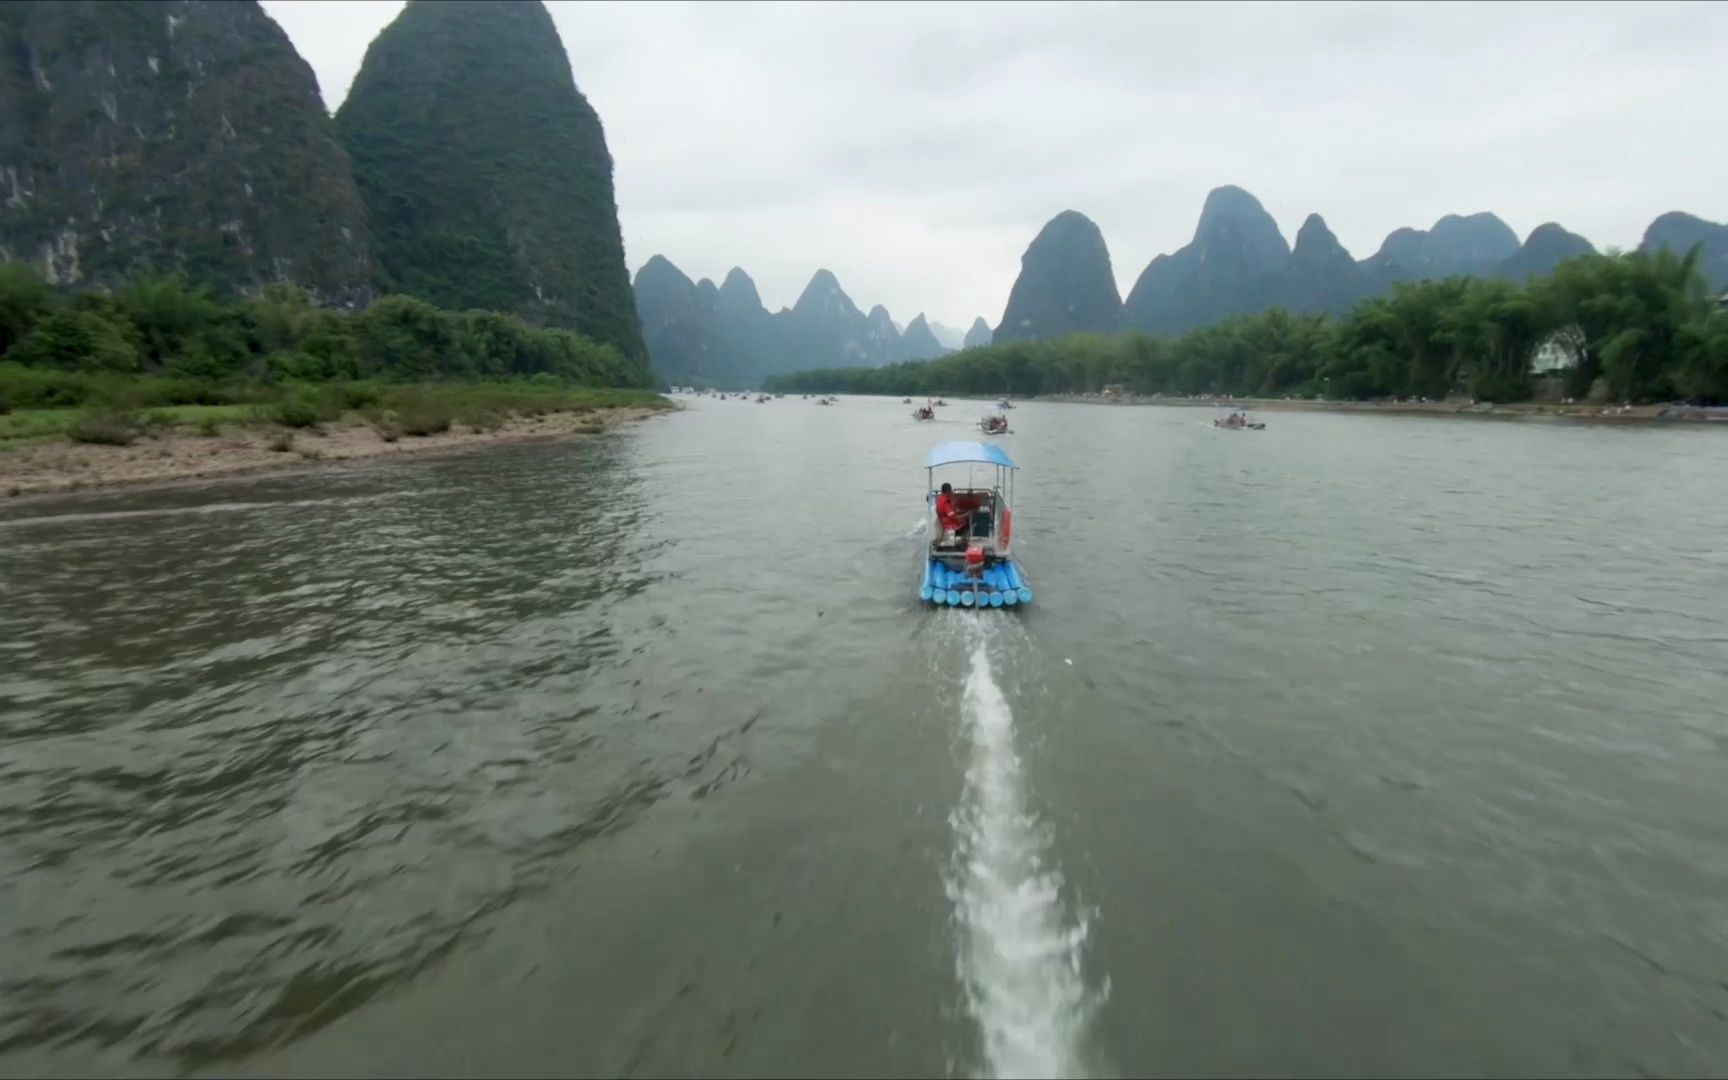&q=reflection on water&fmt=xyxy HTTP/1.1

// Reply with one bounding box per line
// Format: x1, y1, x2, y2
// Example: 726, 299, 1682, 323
0, 442, 682, 1063
4, 400, 1728, 1077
